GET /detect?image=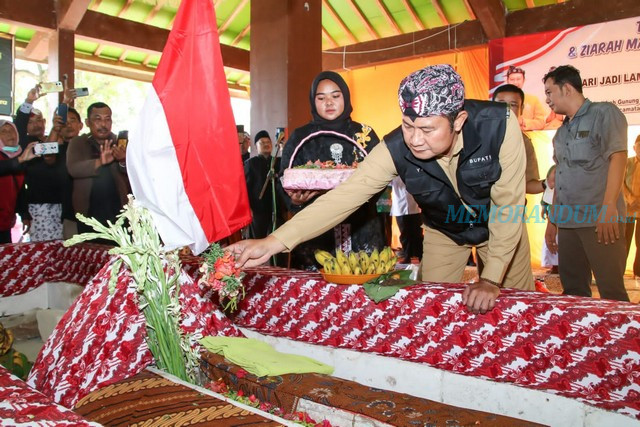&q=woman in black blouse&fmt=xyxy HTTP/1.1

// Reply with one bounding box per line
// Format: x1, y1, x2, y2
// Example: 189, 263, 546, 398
280, 71, 386, 269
